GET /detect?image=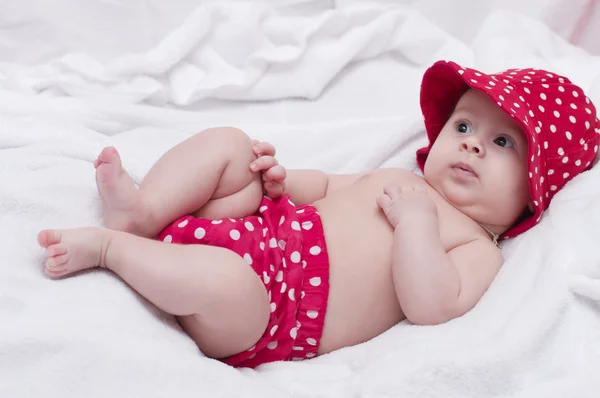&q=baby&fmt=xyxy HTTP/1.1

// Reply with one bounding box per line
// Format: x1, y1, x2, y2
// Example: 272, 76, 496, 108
37, 61, 599, 368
